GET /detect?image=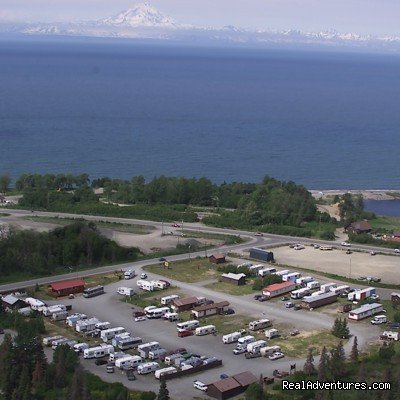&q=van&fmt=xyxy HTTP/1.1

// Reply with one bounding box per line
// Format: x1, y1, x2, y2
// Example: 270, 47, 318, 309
124, 269, 135, 280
